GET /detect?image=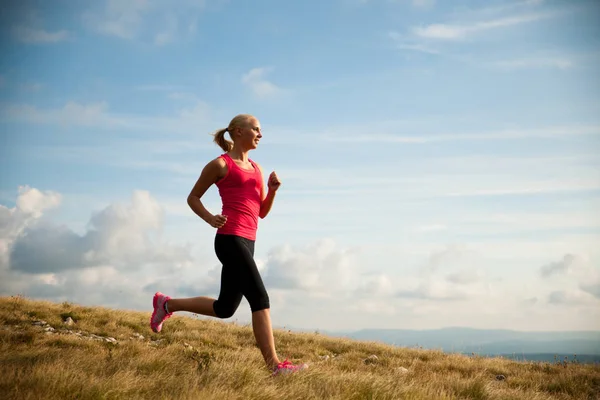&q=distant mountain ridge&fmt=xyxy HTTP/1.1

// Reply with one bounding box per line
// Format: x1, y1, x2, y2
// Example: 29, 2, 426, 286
313, 327, 600, 363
